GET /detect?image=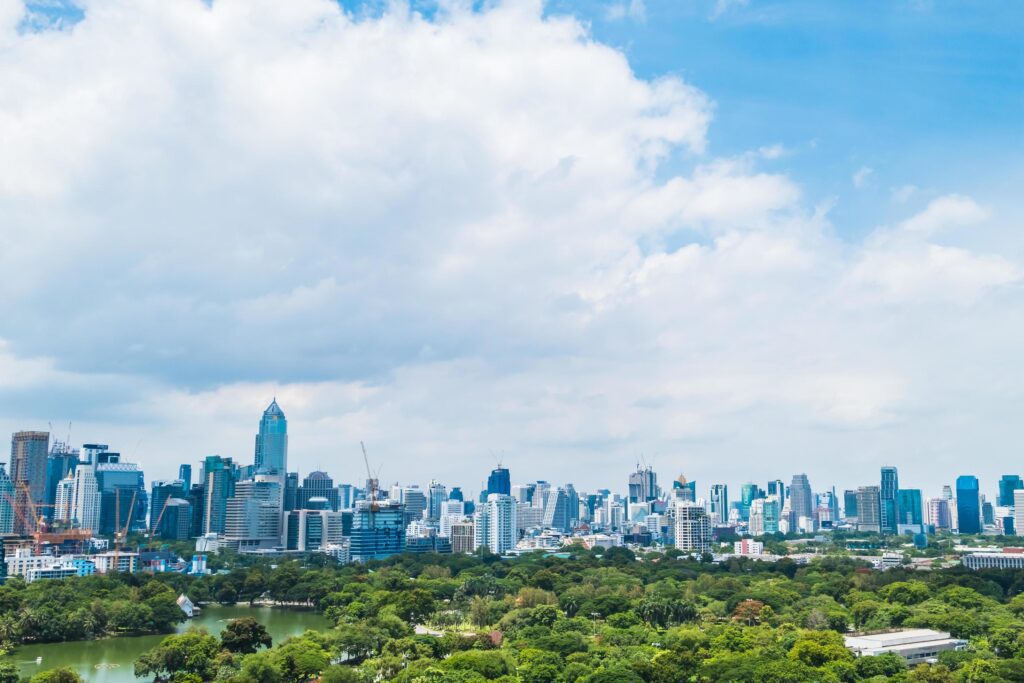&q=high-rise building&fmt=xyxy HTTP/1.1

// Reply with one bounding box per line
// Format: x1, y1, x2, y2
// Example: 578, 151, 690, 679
70, 460, 101, 531
998, 475, 1023, 507
542, 488, 572, 532
628, 465, 657, 504
285, 497, 344, 551
10, 431, 50, 533
450, 521, 475, 554
956, 475, 981, 534
767, 479, 786, 507
880, 467, 898, 534
510, 484, 534, 504
896, 489, 923, 529
843, 489, 858, 522
224, 478, 283, 551
254, 399, 287, 475
856, 486, 882, 533
0, 464, 14, 534
1014, 491, 1024, 538
674, 501, 711, 554
427, 481, 447, 522
284, 472, 299, 512
202, 455, 236, 535
789, 474, 813, 528
439, 499, 465, 537
95, 452, 147, 535
473, 494, 517, 555
150, 479, 186, 537
927, 498, 952, 530
299, 471, 339, 510
160, 499, 193, 541
486, 467, 511, 497
178, 464, 192, 491
349, 500, 406, 562
45, 442, 79, 518
392, 485, 427, 526
709, 485, 728, 525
